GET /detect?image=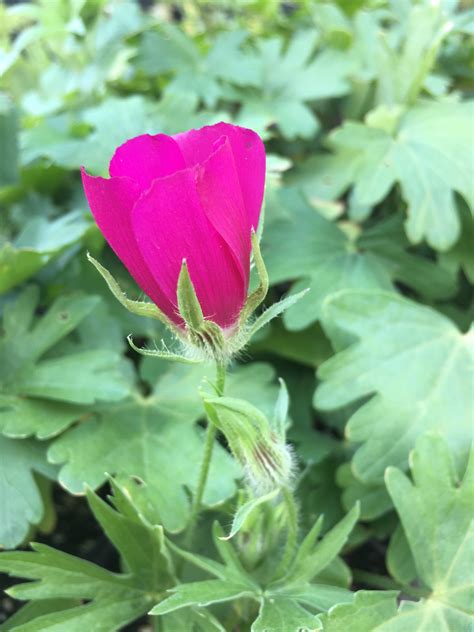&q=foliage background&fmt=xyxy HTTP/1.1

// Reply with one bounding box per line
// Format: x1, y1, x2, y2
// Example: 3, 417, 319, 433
0, 0, 472, 630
